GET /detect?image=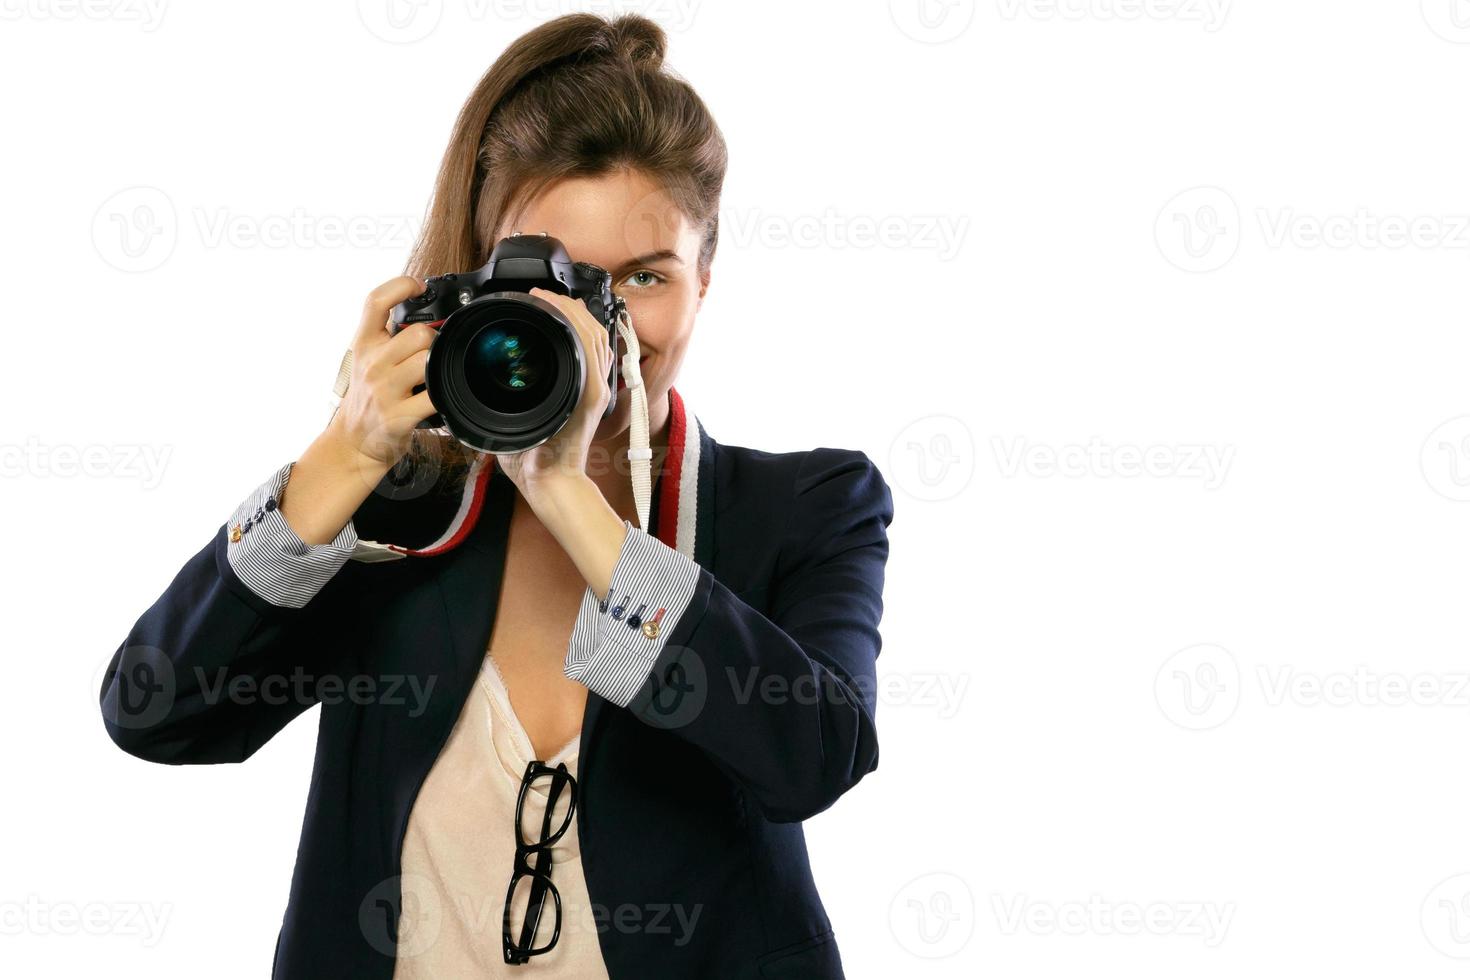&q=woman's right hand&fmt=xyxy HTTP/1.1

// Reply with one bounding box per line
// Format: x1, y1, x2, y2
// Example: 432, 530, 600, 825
276, 277, 436, 546
324, 275, 436, 469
